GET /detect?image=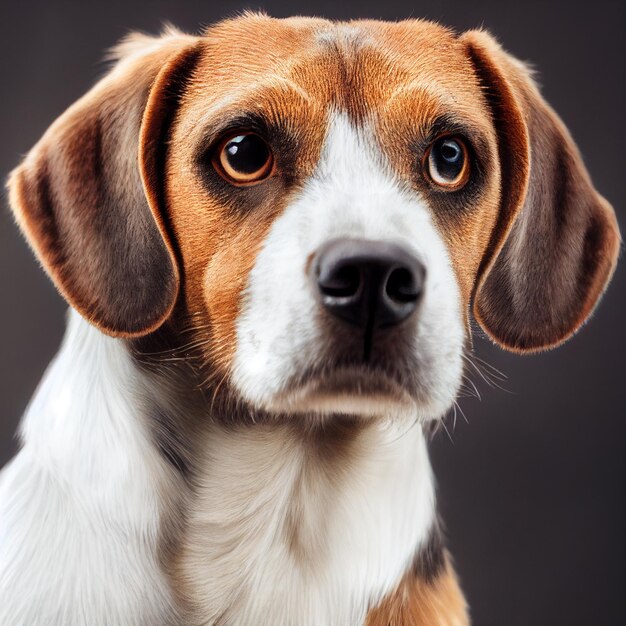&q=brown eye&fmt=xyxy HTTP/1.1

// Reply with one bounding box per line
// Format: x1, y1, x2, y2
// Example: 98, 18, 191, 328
426, 137, 469, 189
214, 133, 273, 184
